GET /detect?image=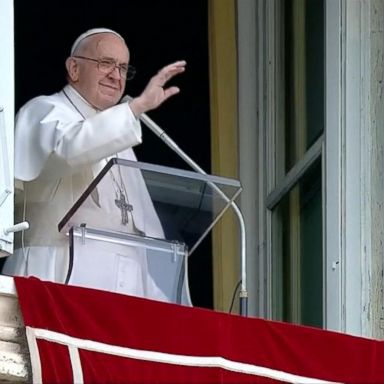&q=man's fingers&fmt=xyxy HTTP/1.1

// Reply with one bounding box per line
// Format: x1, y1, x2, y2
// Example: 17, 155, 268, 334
157, 61, 186, 84
160, 60, 187, 72
163, 86, 180, 100
131, 61, 185, 115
